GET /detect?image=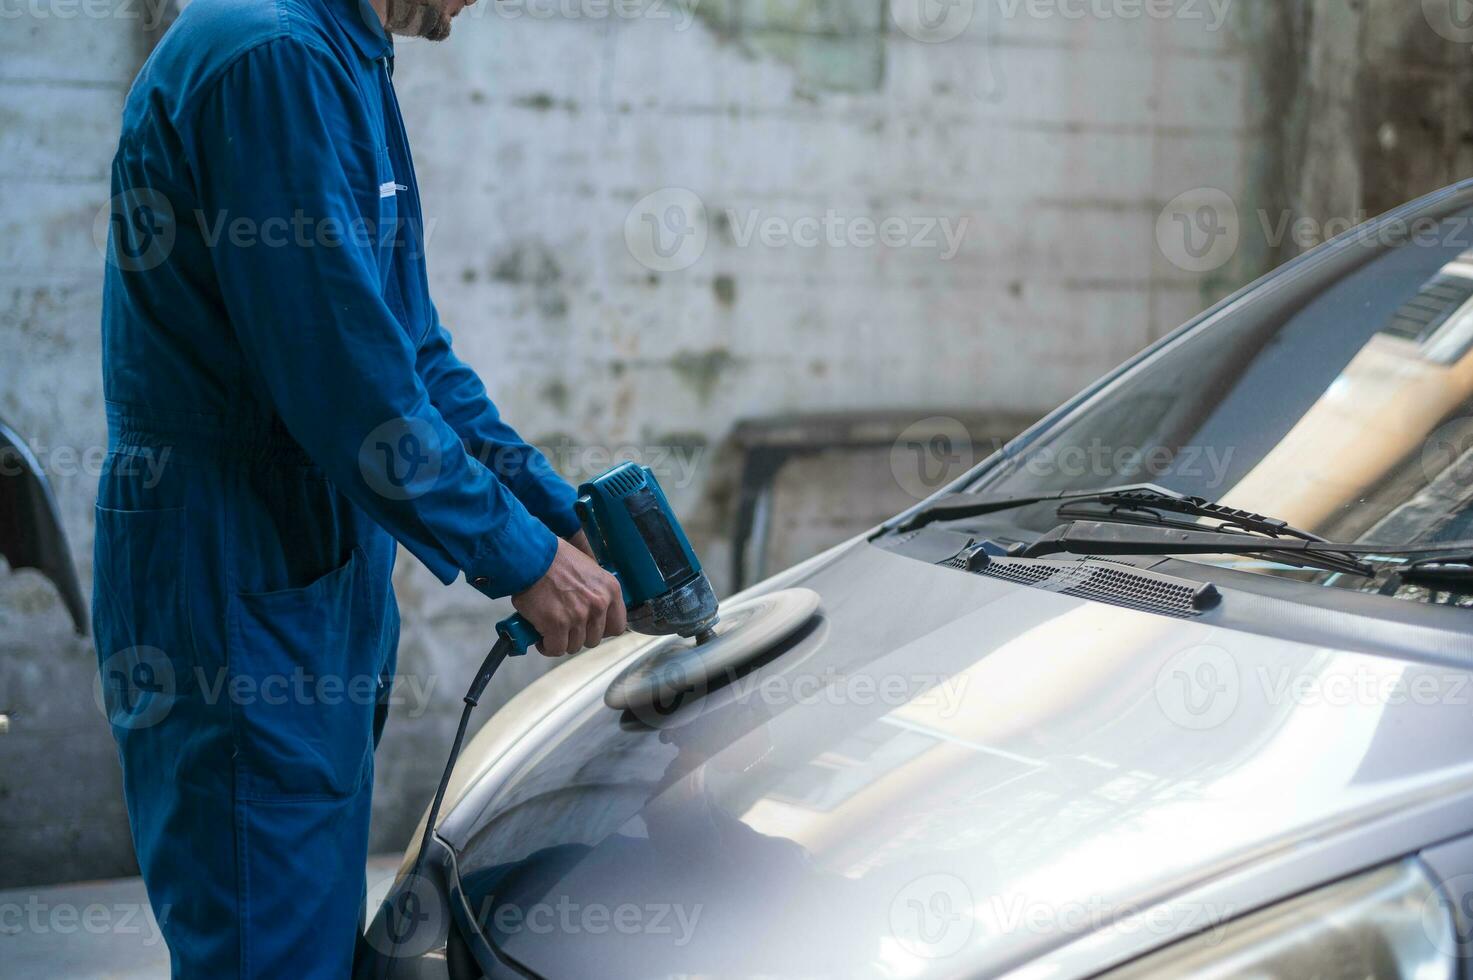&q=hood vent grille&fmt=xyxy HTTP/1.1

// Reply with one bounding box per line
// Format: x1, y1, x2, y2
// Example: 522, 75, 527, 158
946, 554, 1219, 619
